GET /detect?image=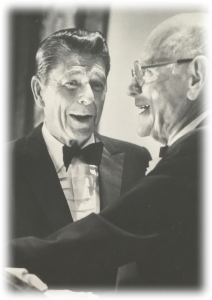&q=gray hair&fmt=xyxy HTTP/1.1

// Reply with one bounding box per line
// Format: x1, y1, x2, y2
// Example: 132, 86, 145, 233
143, 13, 209, 63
